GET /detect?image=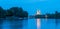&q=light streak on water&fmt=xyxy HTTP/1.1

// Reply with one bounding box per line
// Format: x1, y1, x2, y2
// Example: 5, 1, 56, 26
37, 19, 41, 29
